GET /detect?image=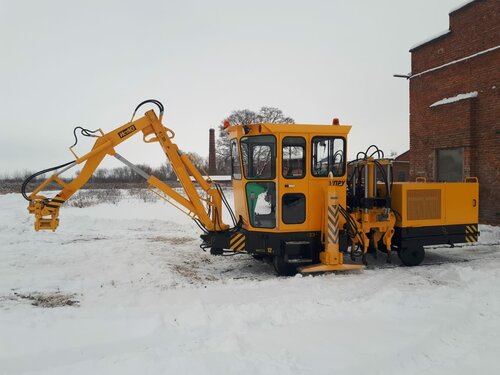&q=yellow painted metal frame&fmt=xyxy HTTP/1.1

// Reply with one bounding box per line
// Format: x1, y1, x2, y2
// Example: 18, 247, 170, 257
27, 110, 228, 232
347, 157, 396, 255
